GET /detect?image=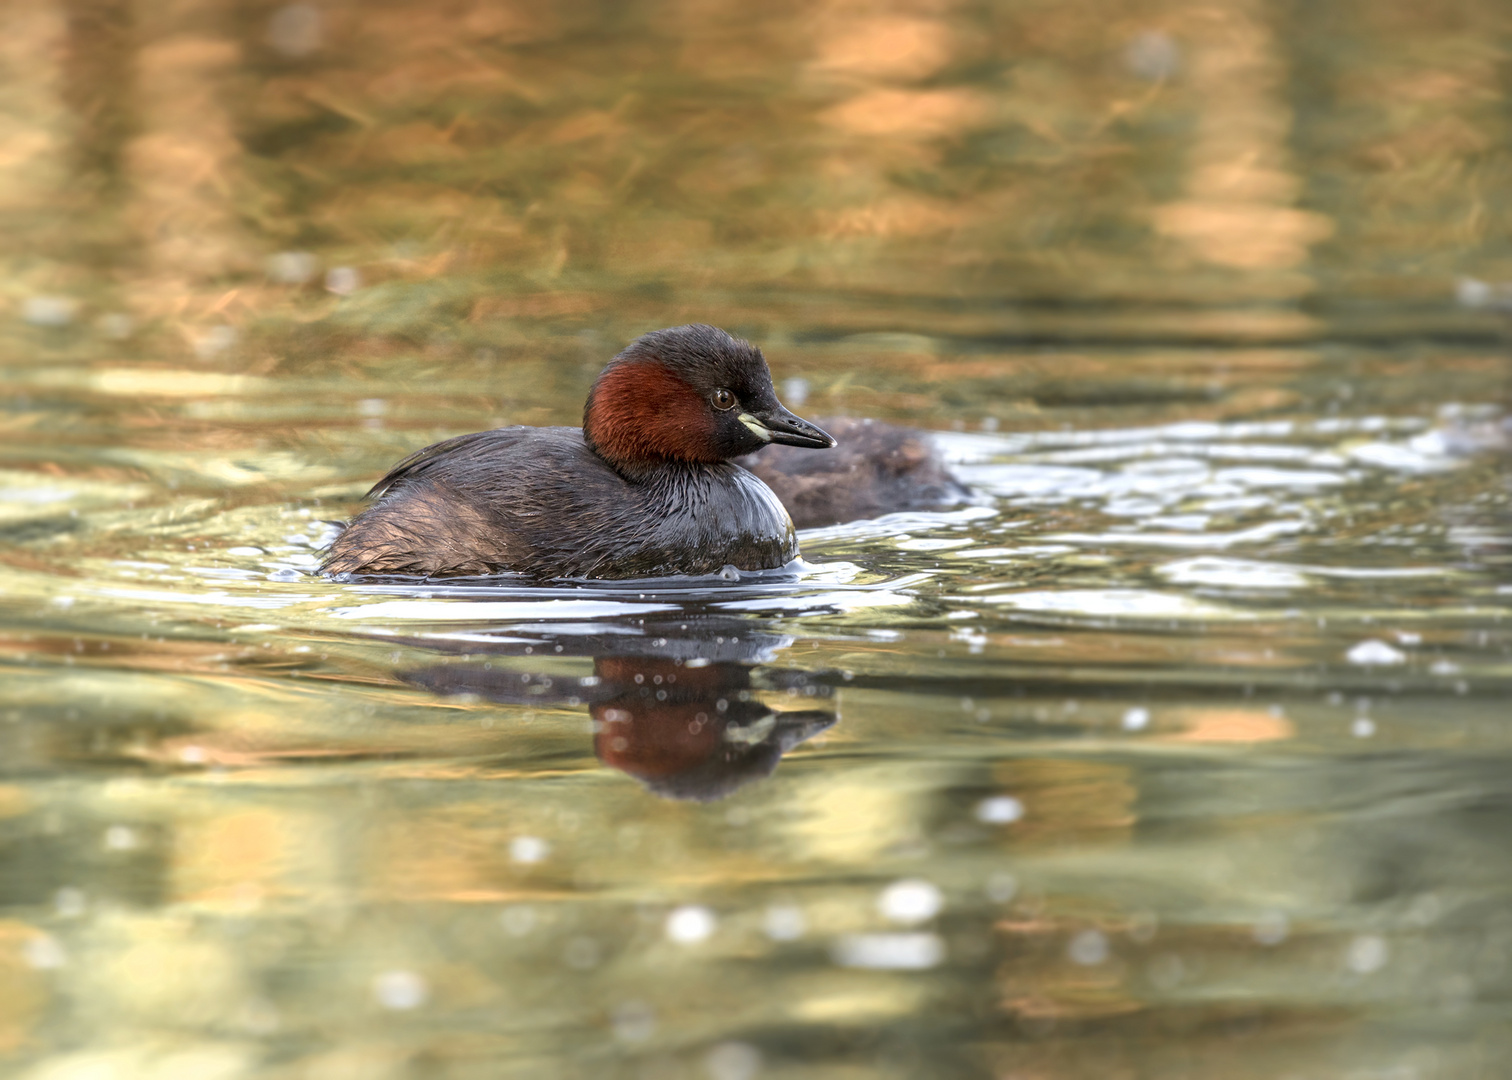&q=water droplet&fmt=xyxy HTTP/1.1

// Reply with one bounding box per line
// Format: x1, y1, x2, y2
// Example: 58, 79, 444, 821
832, 932, 944, 970
1347, 639, 1406, 666
266, 251, 318, 284
612, 1000, 656, 1043
372, 970, 428, 1010
22, 296, 79, 328
763, 905, 806, 941
985, 872, 1018, 903
97, 312, 134, 339
1345, 934, 1389, 974
104, 825, 139, 851
666, 905, 717, 944
975, 796, 1024, 825
1124, 30, 1181, 81
878, 879, 943, 925
563, 936, 600, 969
705, 1041, 762, 1080
1252, 911, 1289, 946
500, 905, 536, 937
510, 836, 550, 864
269, 3, 321, 57
1068, 928, 1109, 966
23, 935, 66, 970
1148, 953, 1184, 989
325, 266, 362, 295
